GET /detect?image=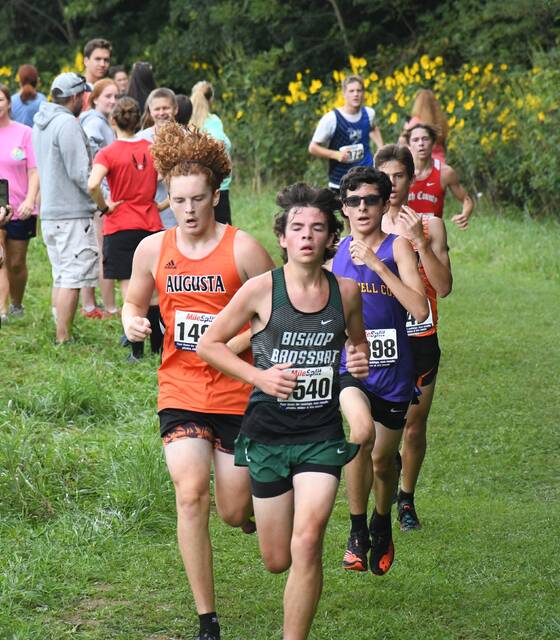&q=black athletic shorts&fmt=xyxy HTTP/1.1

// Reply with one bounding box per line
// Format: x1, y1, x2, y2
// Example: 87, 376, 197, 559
3, 216, 37, 241
102, 229, 154, 280
410, 333, 441, 388
339, 373, 410, 430
159, 408, 243, 454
